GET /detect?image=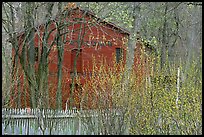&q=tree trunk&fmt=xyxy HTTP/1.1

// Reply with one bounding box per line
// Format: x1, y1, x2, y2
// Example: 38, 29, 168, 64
56, 2, 64, 110
161, 2, 168, 70
126, 2, 141, 69
24, 2, 38, 108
